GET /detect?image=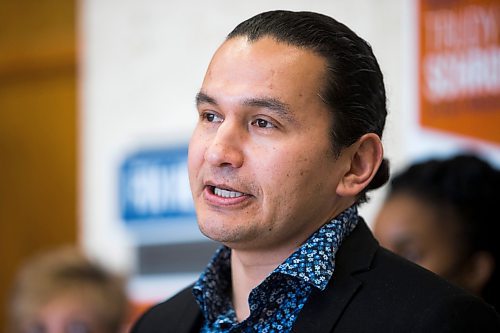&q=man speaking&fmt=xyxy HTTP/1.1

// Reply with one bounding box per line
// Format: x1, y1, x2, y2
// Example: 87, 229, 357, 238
133, 10, 500, 332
